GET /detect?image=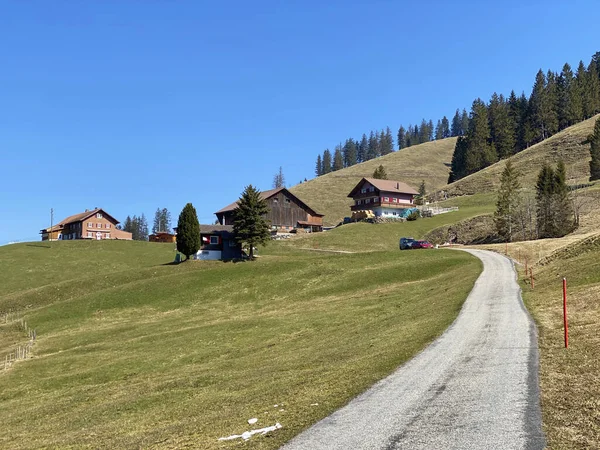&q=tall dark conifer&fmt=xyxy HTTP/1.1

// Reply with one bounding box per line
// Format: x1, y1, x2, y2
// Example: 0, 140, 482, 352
343, 138, 358, 167
332, 146, 344, 171
451, 109, 462, 136
322, 149, 332, 174
441, 116, 450, 138
464, 99, 497, 175
176, 203, 201, 260
233, 186, 270, 260
397, 126, 406, 150
315, 154, 322, 176
358, 134, 368, 162
589, 117, 600, 181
